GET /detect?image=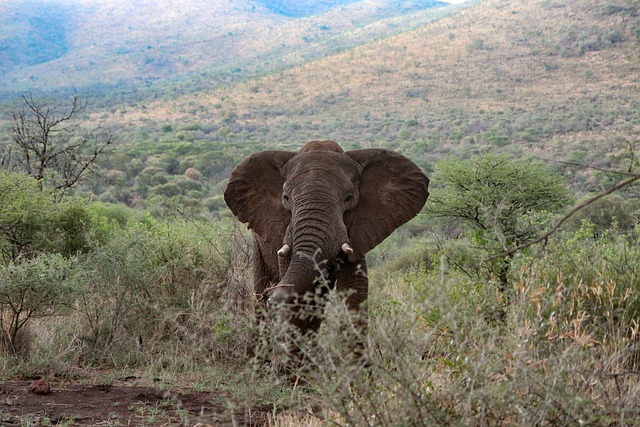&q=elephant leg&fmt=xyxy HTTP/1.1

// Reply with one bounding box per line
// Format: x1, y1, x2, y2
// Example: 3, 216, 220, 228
252, 234, 280, 306
335, 259, 369, 359
250, 235, 281, 361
